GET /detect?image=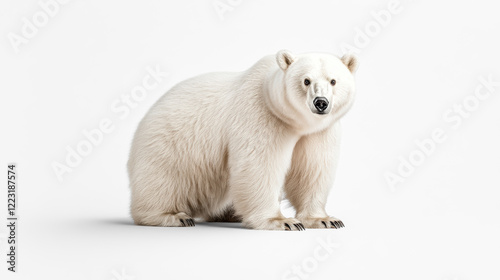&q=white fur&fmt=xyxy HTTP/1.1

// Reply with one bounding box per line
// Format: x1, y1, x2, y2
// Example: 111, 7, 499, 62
128, 50, 358, 230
